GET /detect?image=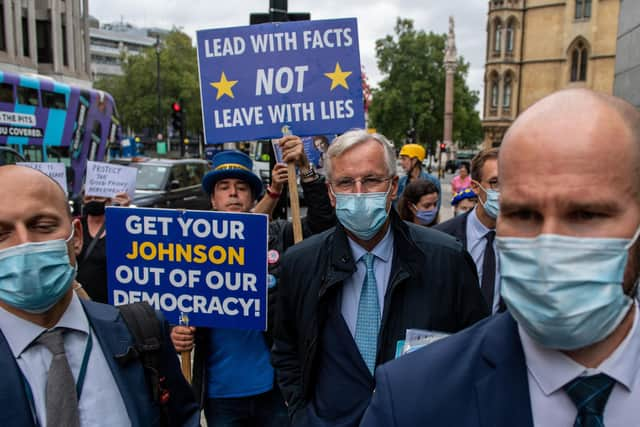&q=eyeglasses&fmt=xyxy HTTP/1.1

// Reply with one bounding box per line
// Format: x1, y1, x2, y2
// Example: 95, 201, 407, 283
331, 176, 392, 193
474, 178, 500, 191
